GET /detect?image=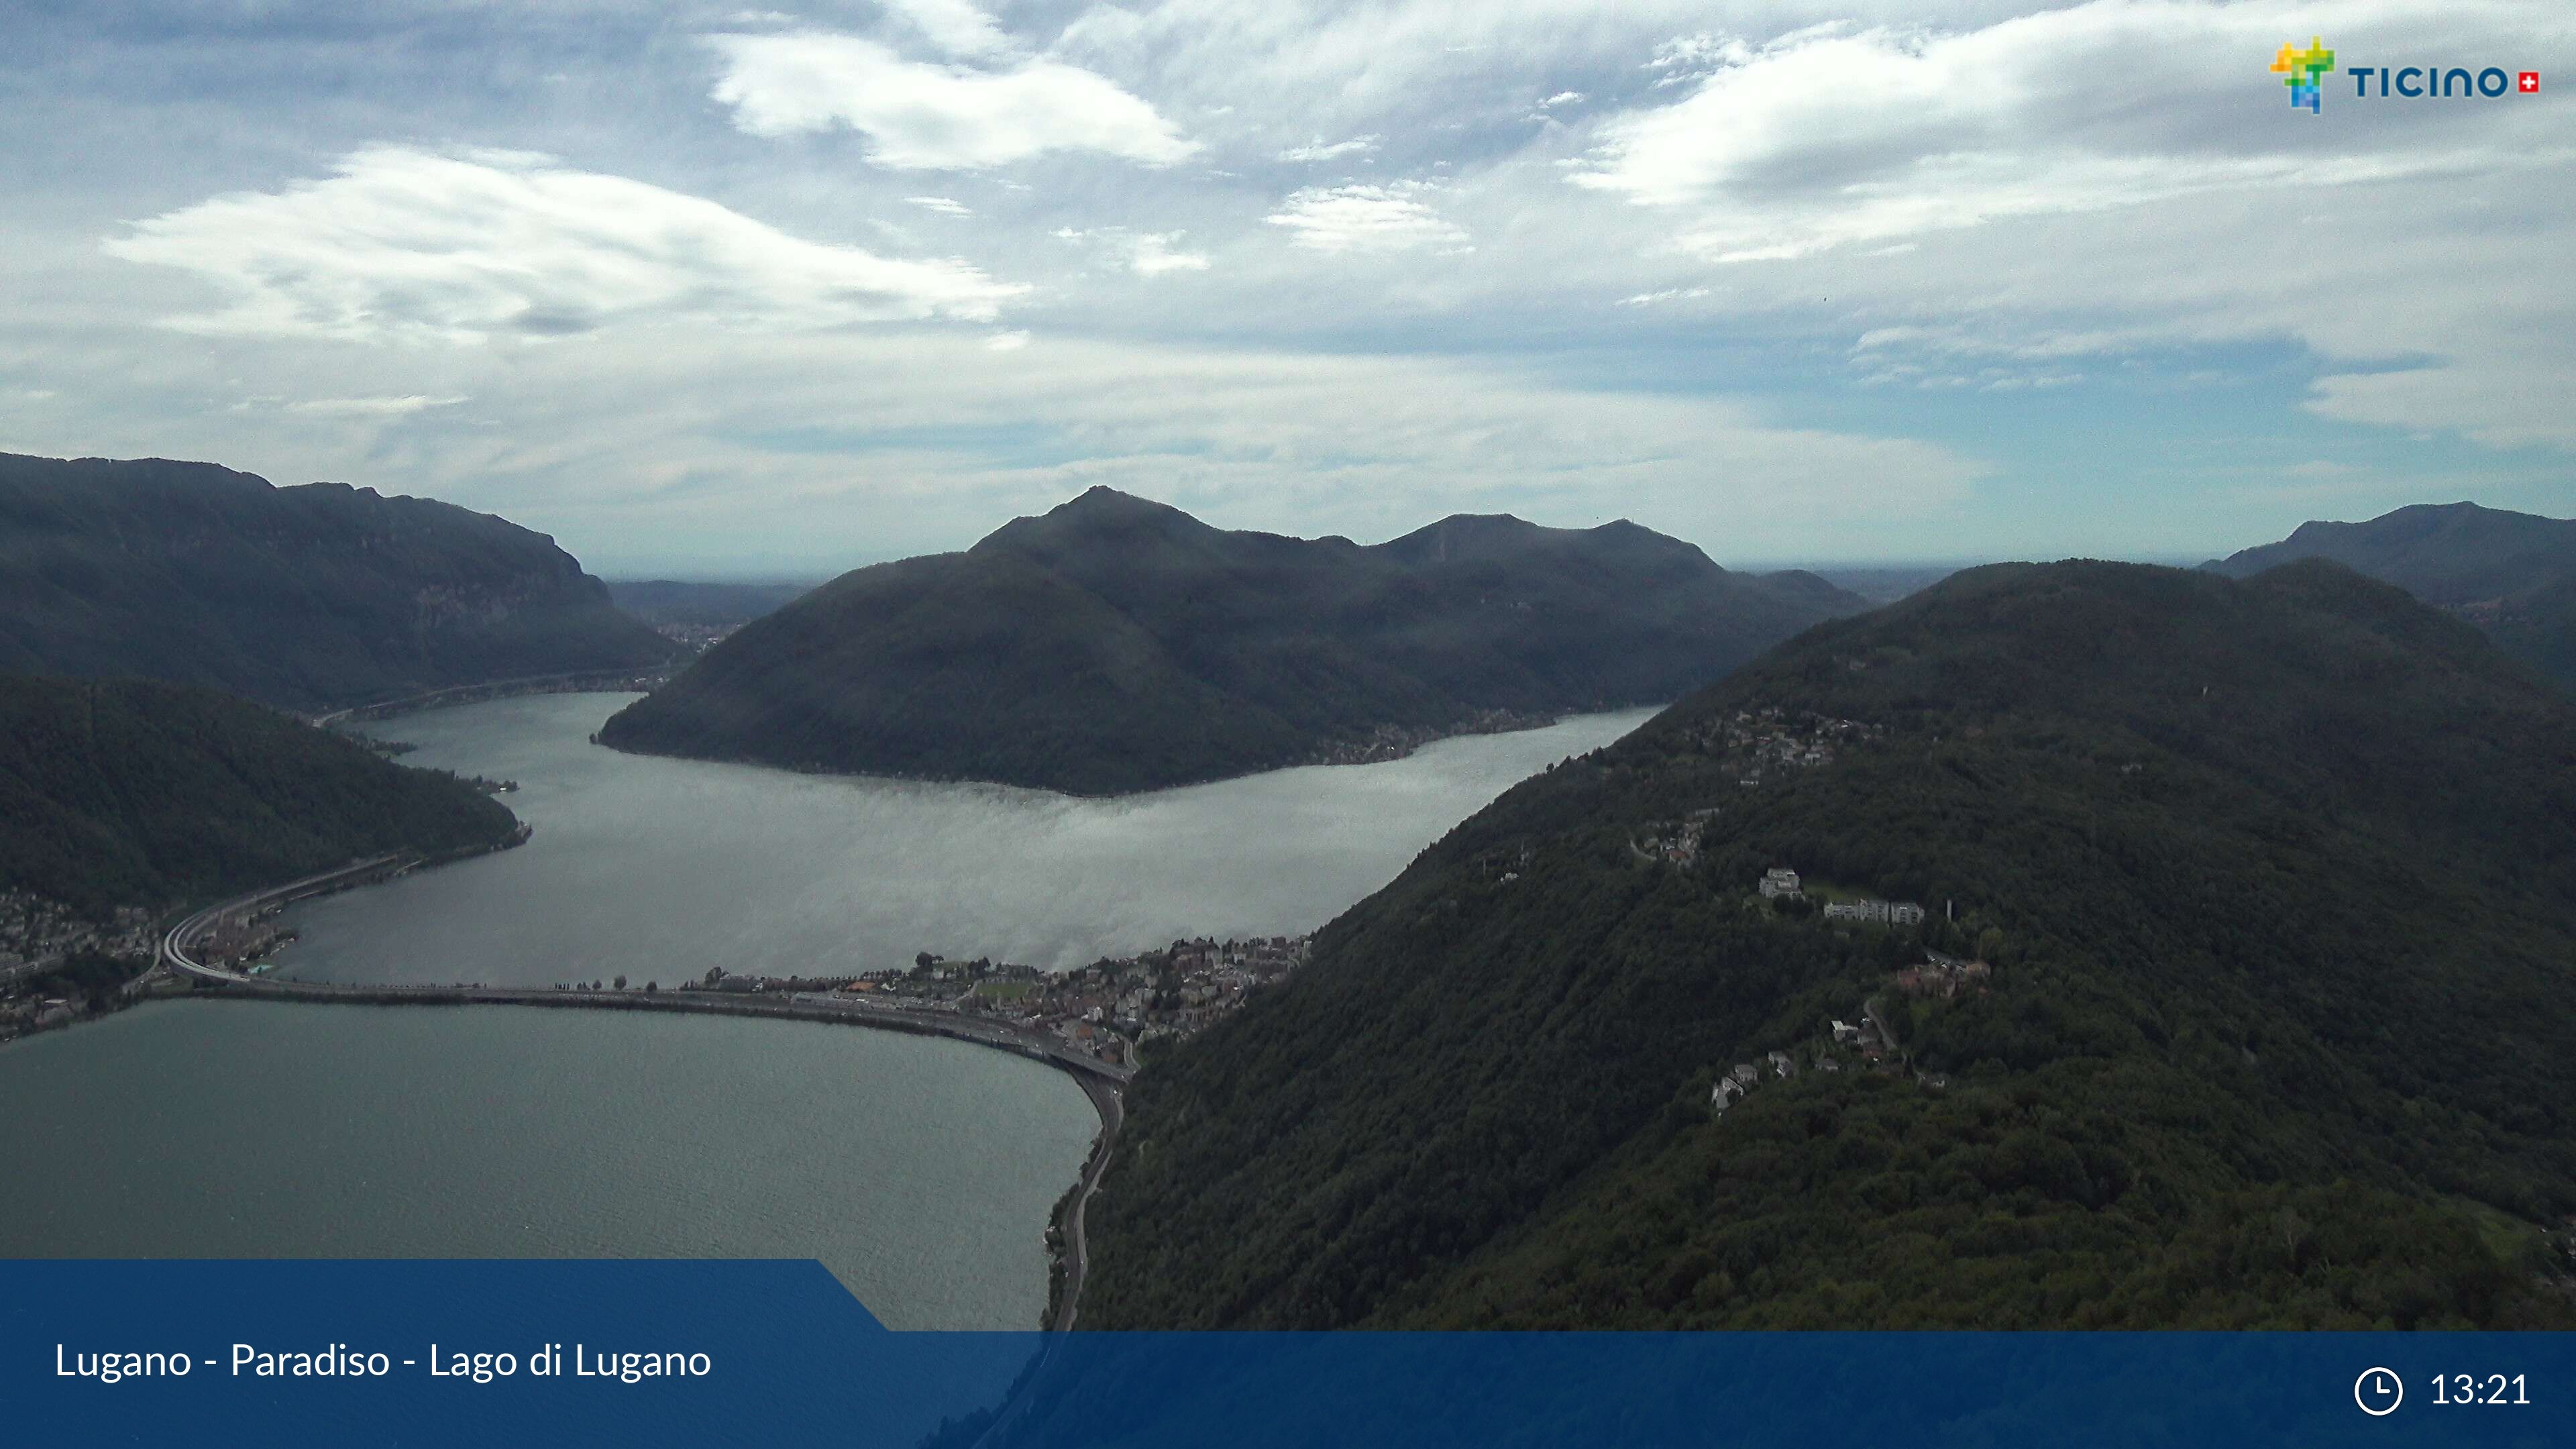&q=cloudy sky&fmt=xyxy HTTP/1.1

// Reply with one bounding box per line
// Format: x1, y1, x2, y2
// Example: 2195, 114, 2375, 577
1, 1, 2567, 577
